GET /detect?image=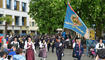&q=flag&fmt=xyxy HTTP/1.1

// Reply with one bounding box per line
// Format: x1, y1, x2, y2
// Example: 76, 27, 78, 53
64, 3, 87, 36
